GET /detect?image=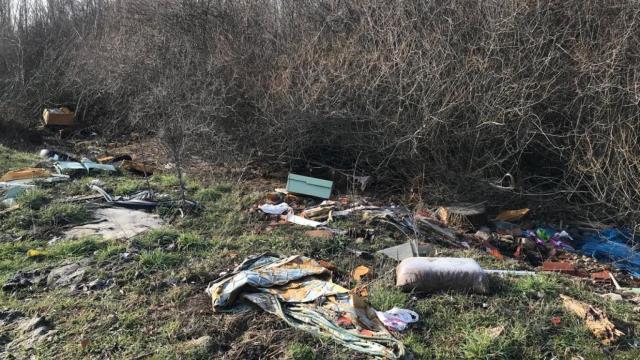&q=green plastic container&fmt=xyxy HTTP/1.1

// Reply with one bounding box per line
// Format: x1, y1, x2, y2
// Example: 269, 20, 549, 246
286, 173, 333, 199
